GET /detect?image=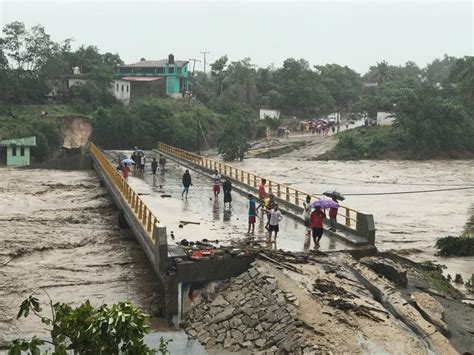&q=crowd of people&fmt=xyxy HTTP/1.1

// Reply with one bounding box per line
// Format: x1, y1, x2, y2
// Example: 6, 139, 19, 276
120, 149, 339, 250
